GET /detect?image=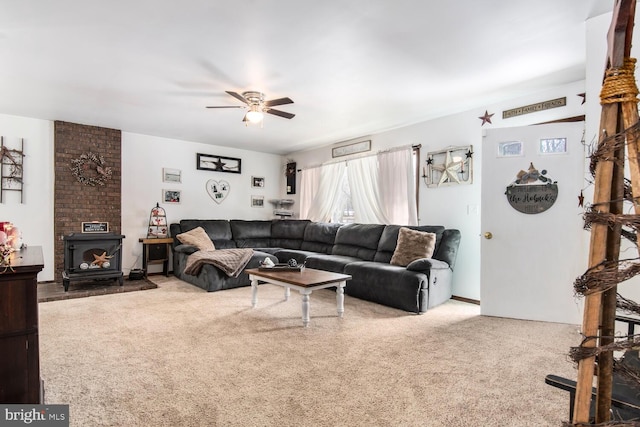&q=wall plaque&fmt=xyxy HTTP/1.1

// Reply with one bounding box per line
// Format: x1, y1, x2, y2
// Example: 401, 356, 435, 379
505, 163, 558, 214
502, 97, 566, 119
82, 221, 109, 233
332, 140, 371, 158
